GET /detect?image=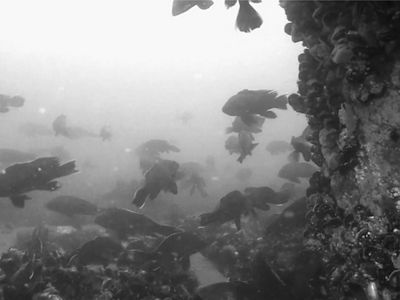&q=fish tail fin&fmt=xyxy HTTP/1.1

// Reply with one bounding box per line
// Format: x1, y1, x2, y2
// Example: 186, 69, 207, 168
236, 0, 263, 32
199, 212, 219, 226
56, 160, 79, 177
132, 187, 149, 208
